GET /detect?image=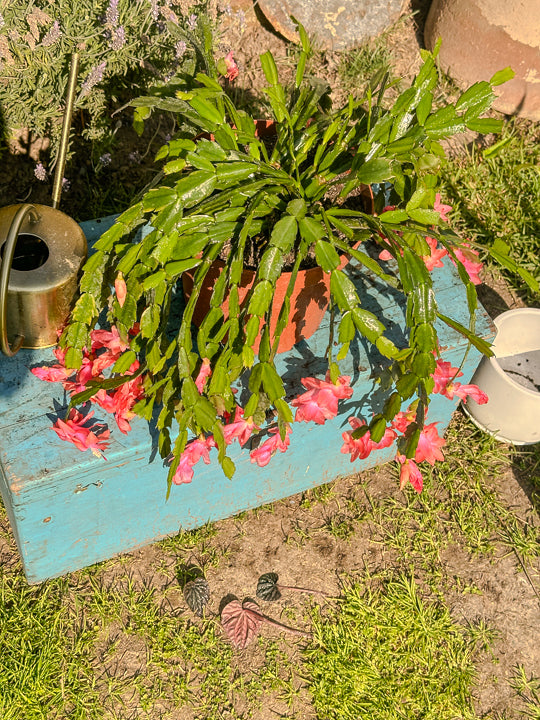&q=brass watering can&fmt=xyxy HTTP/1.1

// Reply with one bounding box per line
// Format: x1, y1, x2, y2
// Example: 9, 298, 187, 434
0, 54, 87, 356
